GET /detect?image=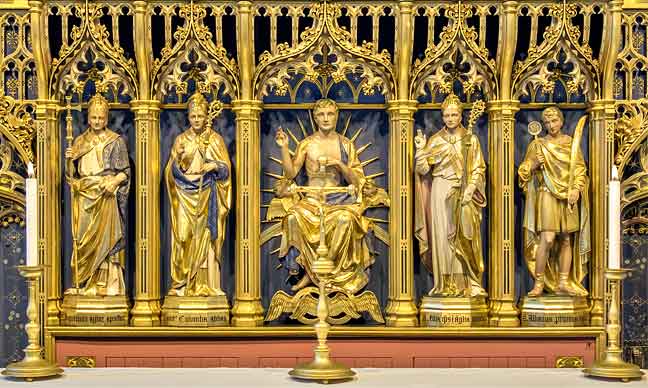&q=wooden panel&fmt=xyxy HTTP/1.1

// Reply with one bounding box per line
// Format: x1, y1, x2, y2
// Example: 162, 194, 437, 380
56, 338, 596, 368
